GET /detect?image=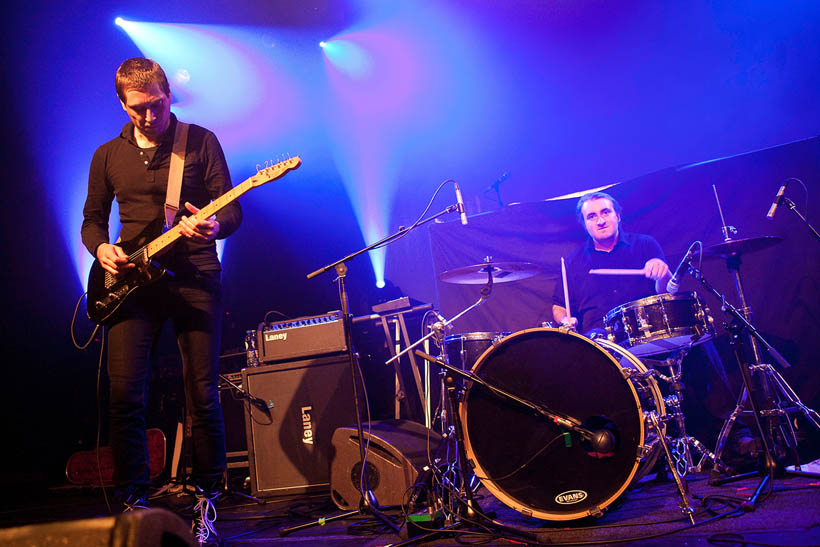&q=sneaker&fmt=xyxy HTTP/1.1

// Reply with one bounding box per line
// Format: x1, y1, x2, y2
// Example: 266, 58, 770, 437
192, 487, 219, 545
